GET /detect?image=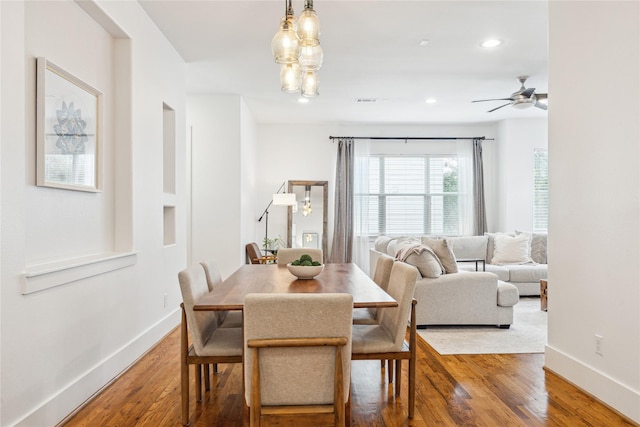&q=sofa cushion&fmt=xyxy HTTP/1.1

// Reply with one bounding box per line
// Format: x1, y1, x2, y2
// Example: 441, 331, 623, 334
374, 236, 395, 253
506, 264, 548, 283
491, 233, 533, 265
517, 230, 547, 264
457, 263, 510, 281
446, 236, 488, 260
497, 281, 519, 307
421, 237, 458, 274
397, 243, 444, 279
485, 232, 514, 263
